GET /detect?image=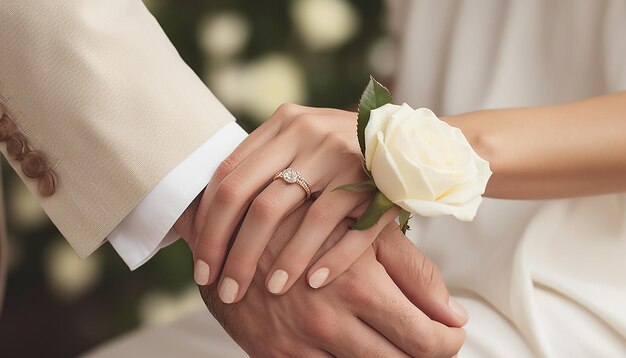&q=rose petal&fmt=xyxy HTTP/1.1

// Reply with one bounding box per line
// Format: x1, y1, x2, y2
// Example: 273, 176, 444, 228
409, 122, 478, 184
393, 148, 436, 200
388, 130, 455, 198
388, 123, 421, 166
384, 103, 416, 139
411, 160, 459, 198
370, 132, 409, 202
439, 154, 492, 204
452, 126, 474, 147
410, 112, 459, 167
397, 196, 483, 221
364, 104, 401, 170
414, 107, 439, 120
409, 128, 447, 168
